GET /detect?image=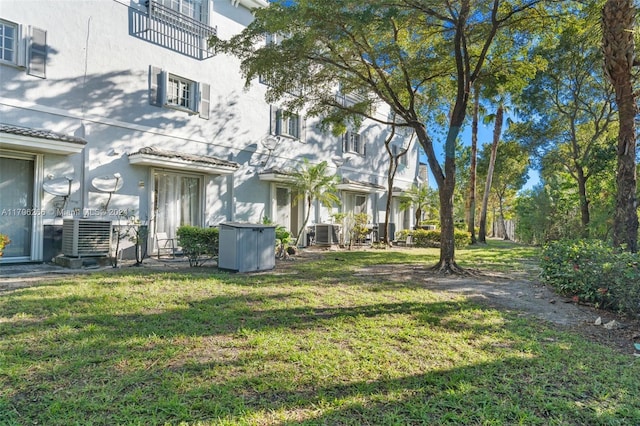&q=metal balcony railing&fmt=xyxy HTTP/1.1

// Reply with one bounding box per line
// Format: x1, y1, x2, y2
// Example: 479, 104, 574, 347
143, 0, 217, 59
